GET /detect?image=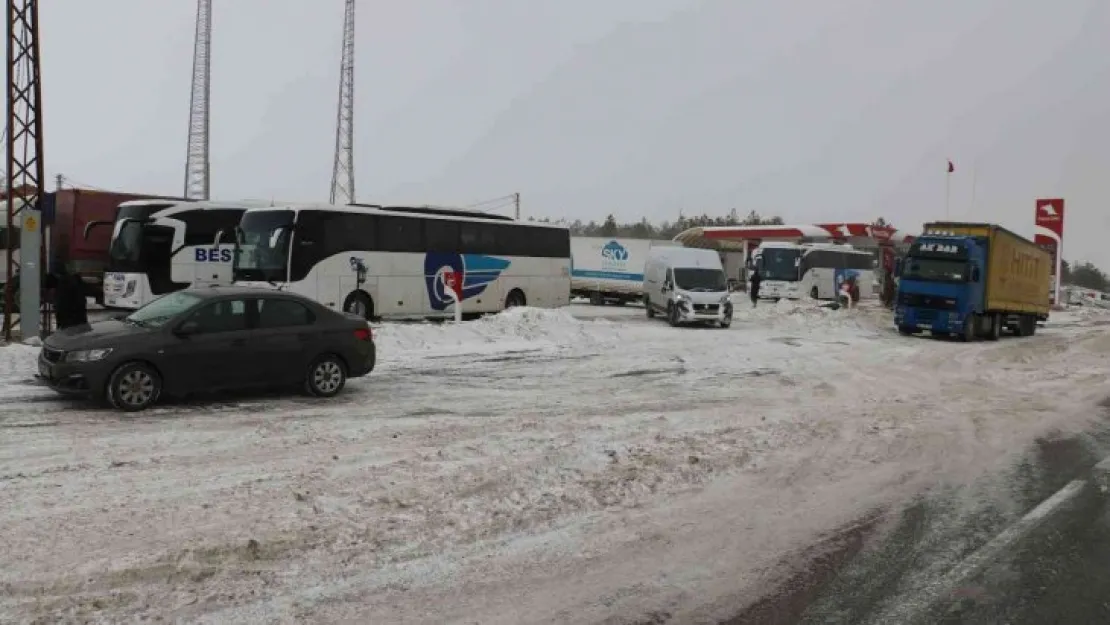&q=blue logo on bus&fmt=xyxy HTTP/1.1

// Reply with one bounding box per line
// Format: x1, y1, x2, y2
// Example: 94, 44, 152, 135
424, 252, 511, 310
